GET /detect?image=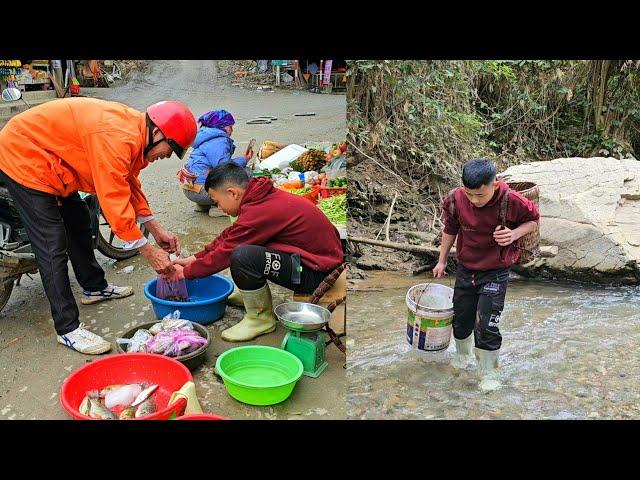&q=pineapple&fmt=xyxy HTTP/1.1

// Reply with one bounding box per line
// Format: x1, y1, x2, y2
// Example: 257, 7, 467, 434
296, 149, 327, 172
